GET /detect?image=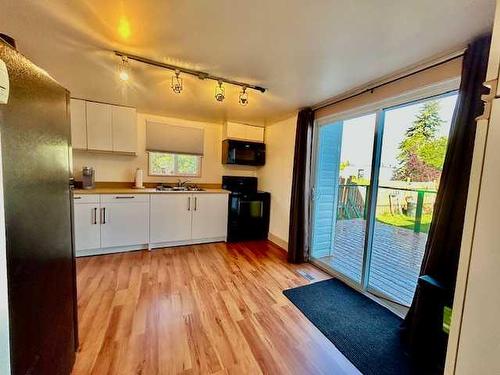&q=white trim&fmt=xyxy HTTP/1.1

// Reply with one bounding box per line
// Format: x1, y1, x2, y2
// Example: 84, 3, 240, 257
316, 77, 460, 126
149, 237, 226, 249
76, 238, 227, 257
